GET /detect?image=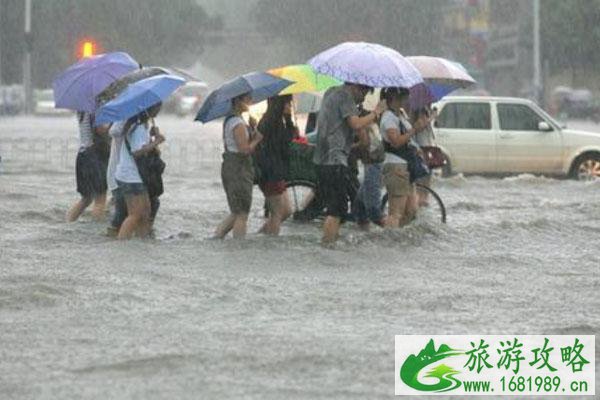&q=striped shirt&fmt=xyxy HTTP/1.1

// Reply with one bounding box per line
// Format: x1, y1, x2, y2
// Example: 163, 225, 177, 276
77, 112, 94, 151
